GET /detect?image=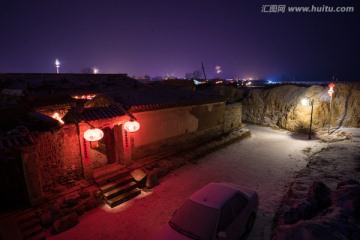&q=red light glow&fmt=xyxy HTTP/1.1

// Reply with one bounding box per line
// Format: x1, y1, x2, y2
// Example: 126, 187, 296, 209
84, 128, 104, 141
124, 120, 140, 133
